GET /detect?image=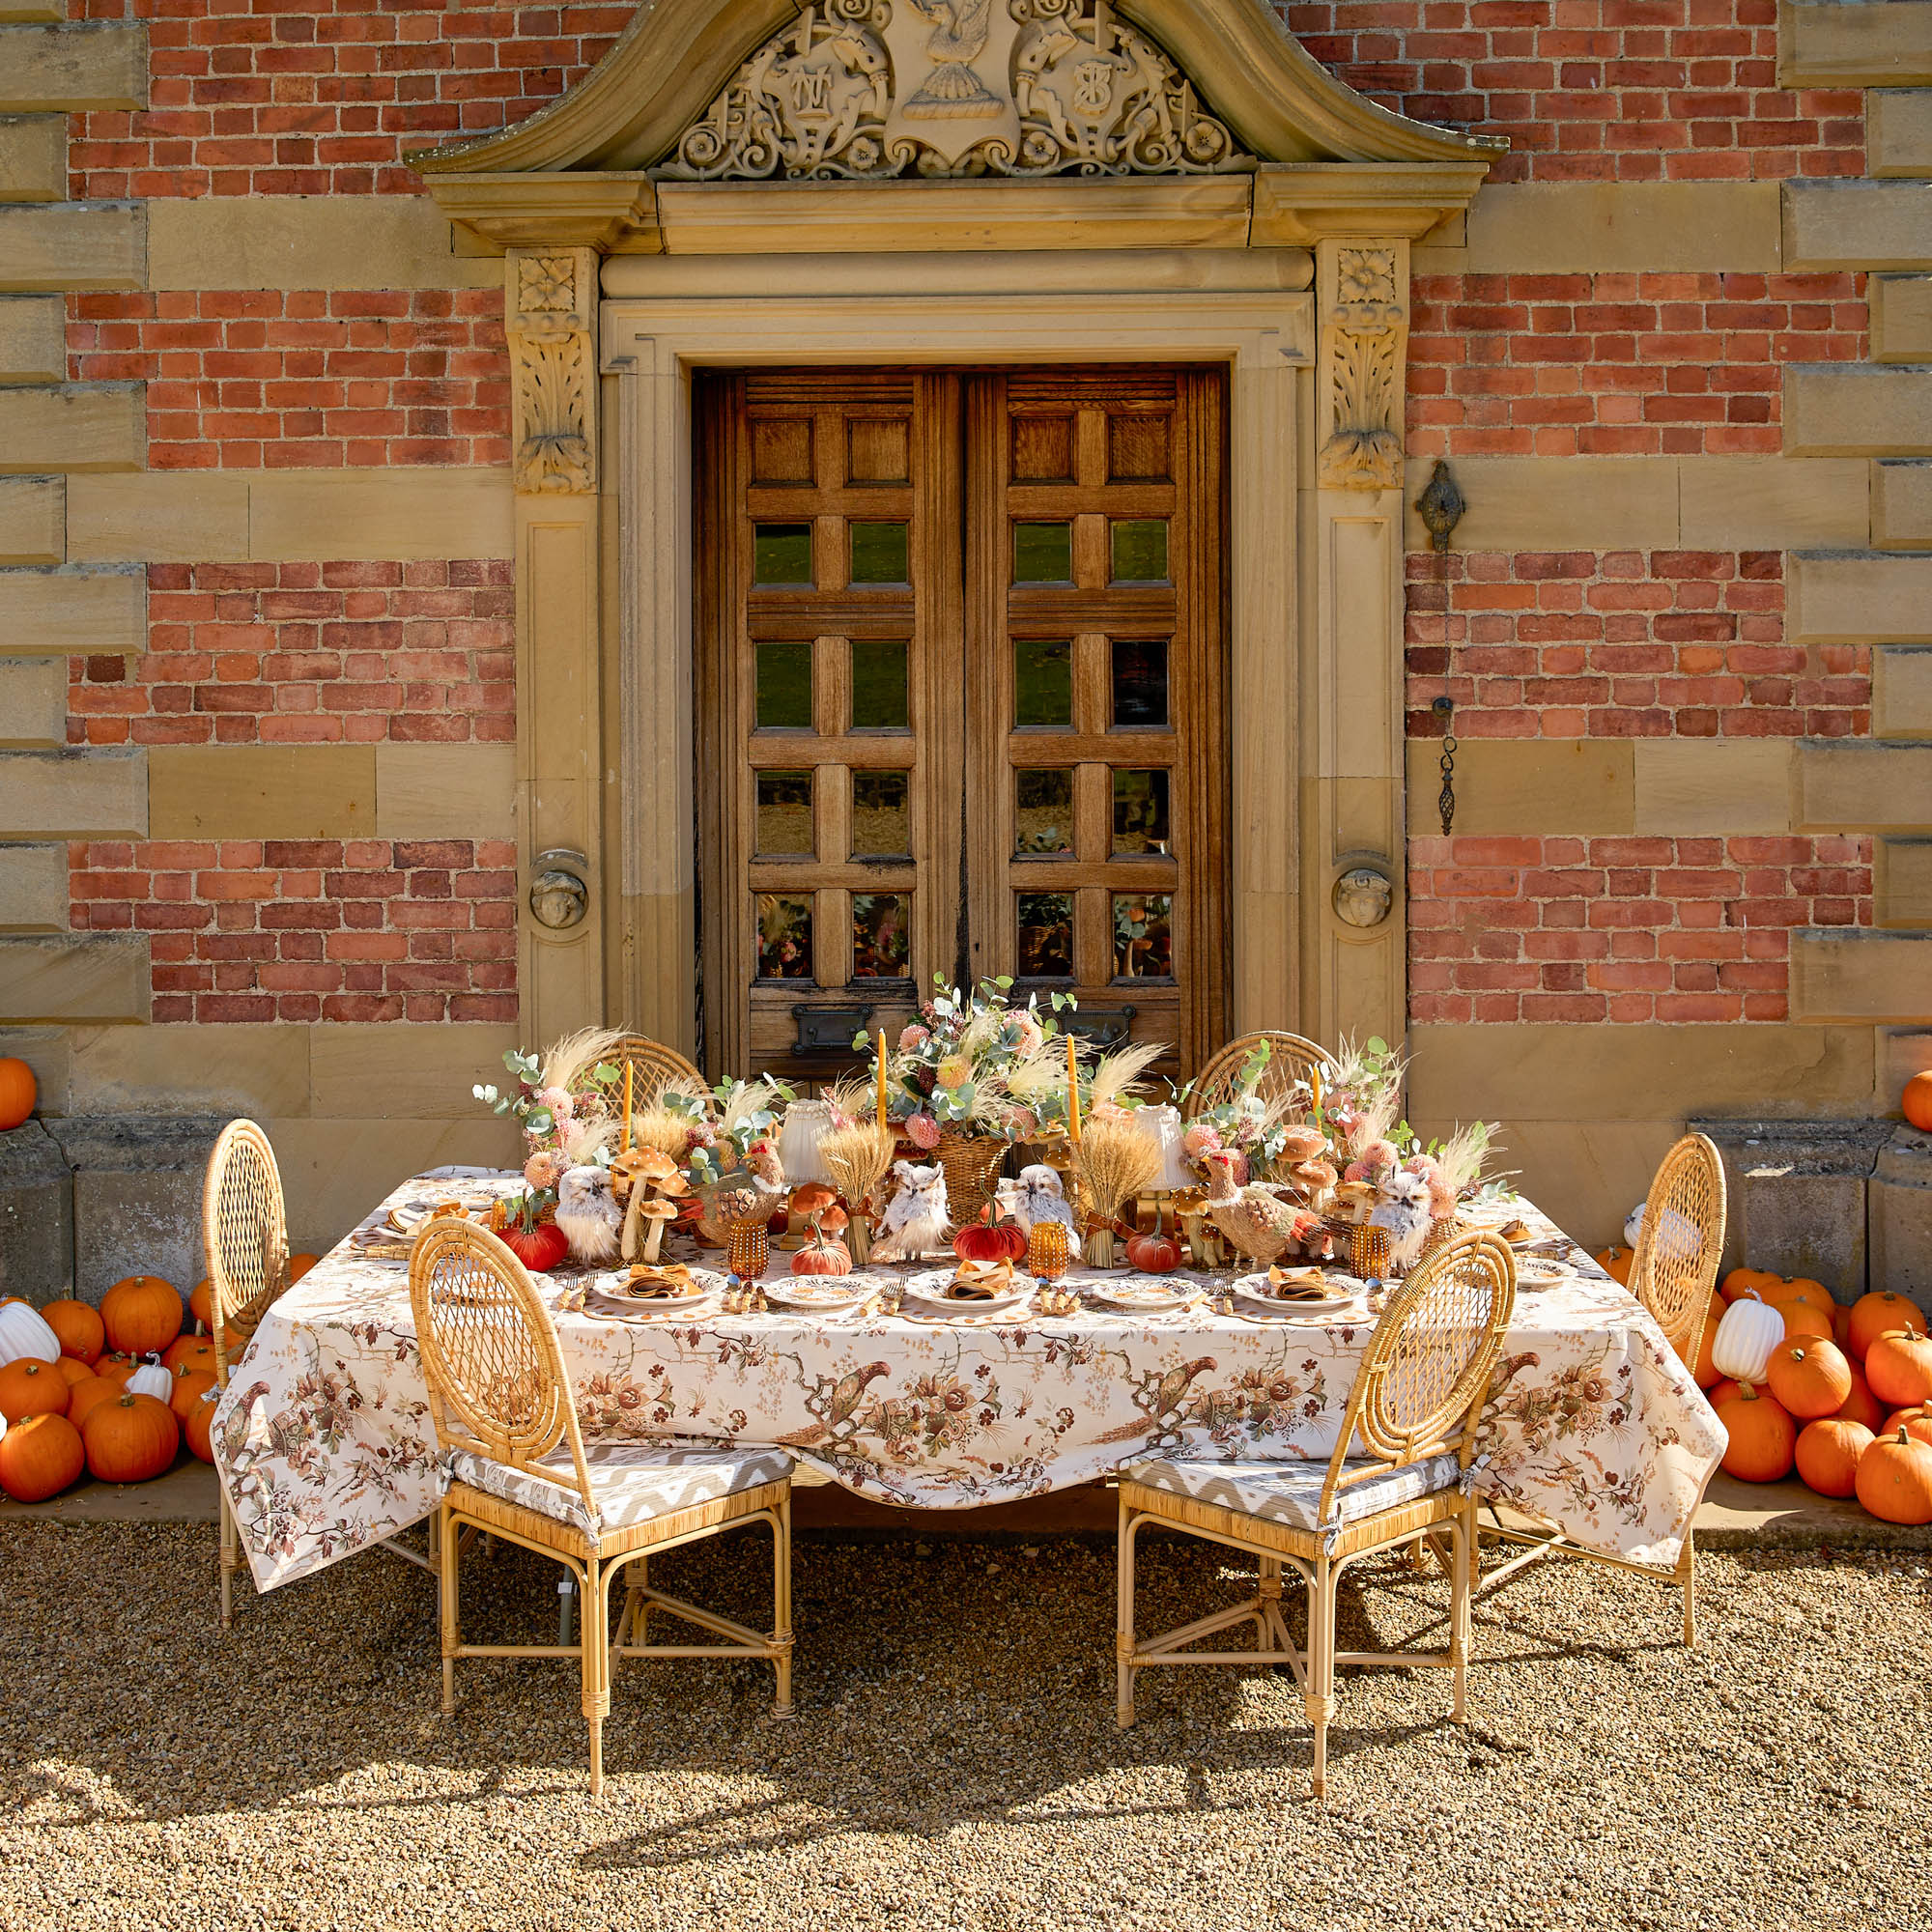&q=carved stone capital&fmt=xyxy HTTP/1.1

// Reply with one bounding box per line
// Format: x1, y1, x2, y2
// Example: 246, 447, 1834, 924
1315, 237, 1408, 494
507, 247, 598, 496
